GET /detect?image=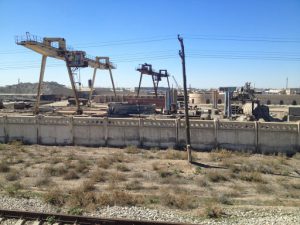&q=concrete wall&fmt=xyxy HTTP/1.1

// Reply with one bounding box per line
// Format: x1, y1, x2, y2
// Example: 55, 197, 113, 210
0, 115, 299, 153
